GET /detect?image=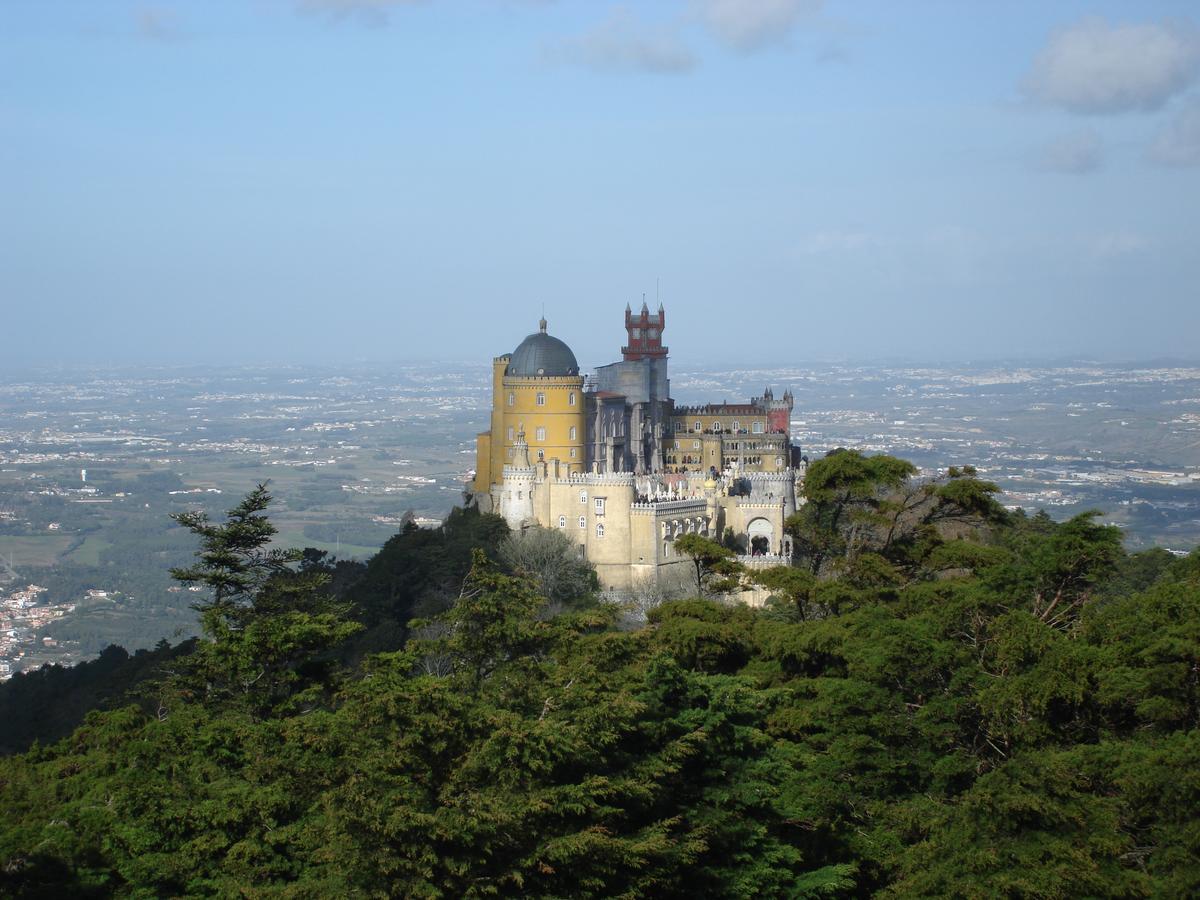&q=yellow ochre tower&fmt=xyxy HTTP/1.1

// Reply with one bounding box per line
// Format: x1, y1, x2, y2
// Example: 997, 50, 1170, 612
473, 317, 586, 497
